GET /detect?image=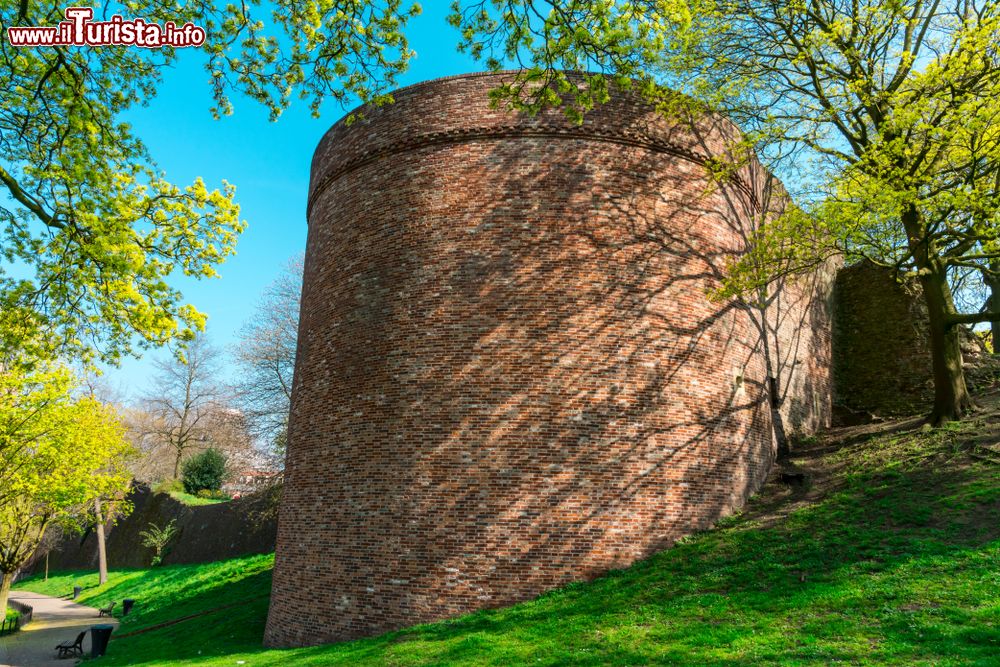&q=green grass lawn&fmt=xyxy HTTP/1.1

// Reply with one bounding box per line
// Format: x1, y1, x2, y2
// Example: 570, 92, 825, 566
168, 491, 230, 506
16, 415, 1000, 665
